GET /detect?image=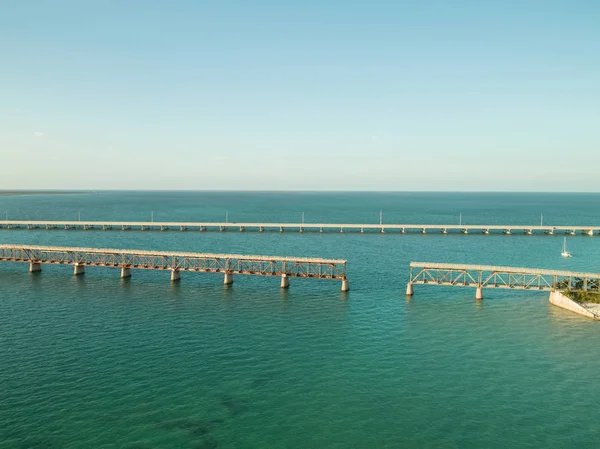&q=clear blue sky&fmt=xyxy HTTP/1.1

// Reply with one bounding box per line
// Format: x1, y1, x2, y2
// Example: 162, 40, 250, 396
1, 1, 599, 191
